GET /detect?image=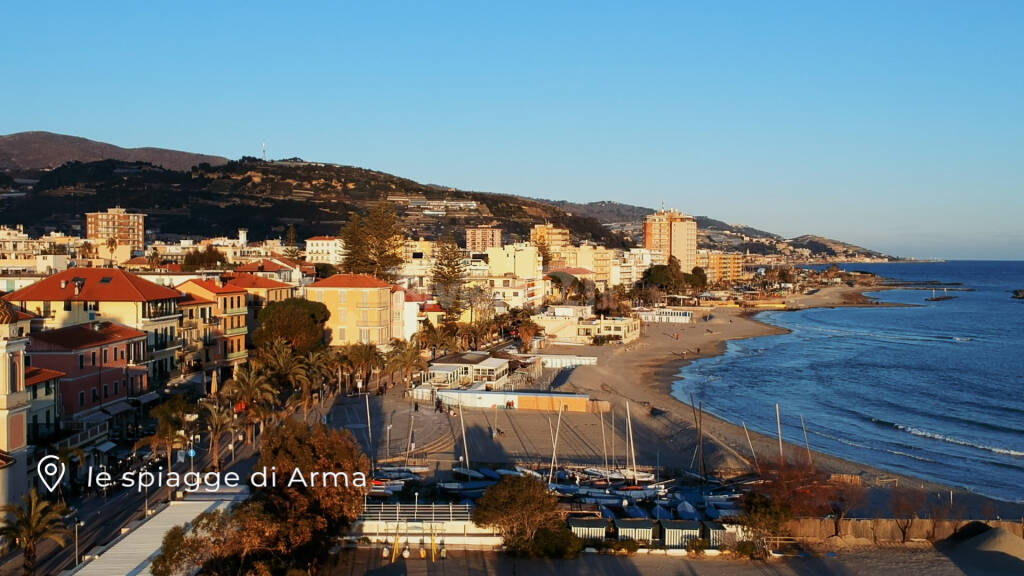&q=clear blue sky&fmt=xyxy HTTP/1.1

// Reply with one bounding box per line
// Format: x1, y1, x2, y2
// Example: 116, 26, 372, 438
2, 1, 1022, 259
